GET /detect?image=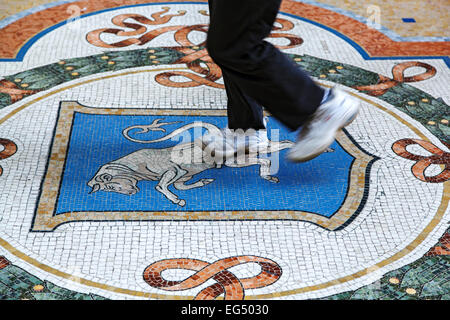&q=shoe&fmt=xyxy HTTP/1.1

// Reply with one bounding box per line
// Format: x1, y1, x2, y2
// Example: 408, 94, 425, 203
287, 88, 360, 162
202, 121, 269, 159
